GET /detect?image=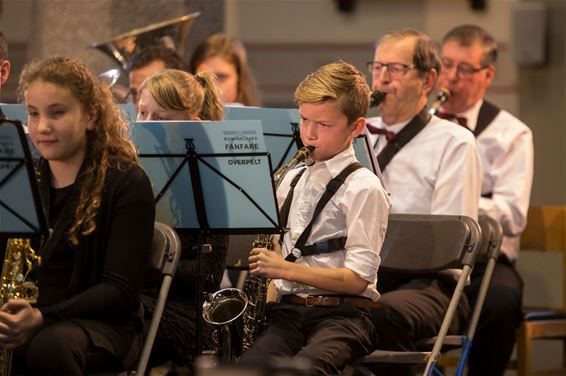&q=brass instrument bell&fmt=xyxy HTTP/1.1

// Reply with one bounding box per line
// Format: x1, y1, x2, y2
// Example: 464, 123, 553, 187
91, 12, 200, 72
